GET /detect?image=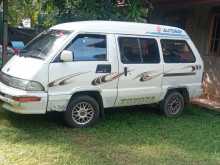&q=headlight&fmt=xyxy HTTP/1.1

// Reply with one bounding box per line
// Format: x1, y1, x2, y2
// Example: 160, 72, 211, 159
0, 72, 44, 91
26, 81, 44, 91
